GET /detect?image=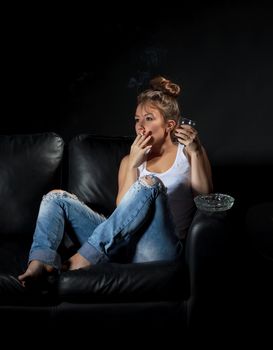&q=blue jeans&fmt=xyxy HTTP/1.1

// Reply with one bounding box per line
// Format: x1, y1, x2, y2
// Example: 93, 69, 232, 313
28, 175, 182, 269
